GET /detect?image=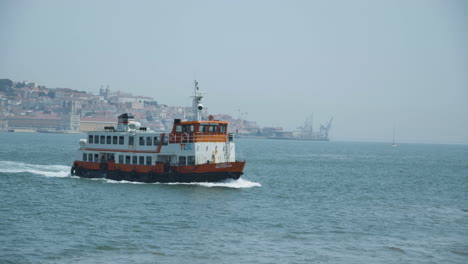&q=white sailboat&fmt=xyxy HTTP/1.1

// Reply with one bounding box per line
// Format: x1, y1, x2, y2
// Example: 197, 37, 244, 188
391, 125, 397, 147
